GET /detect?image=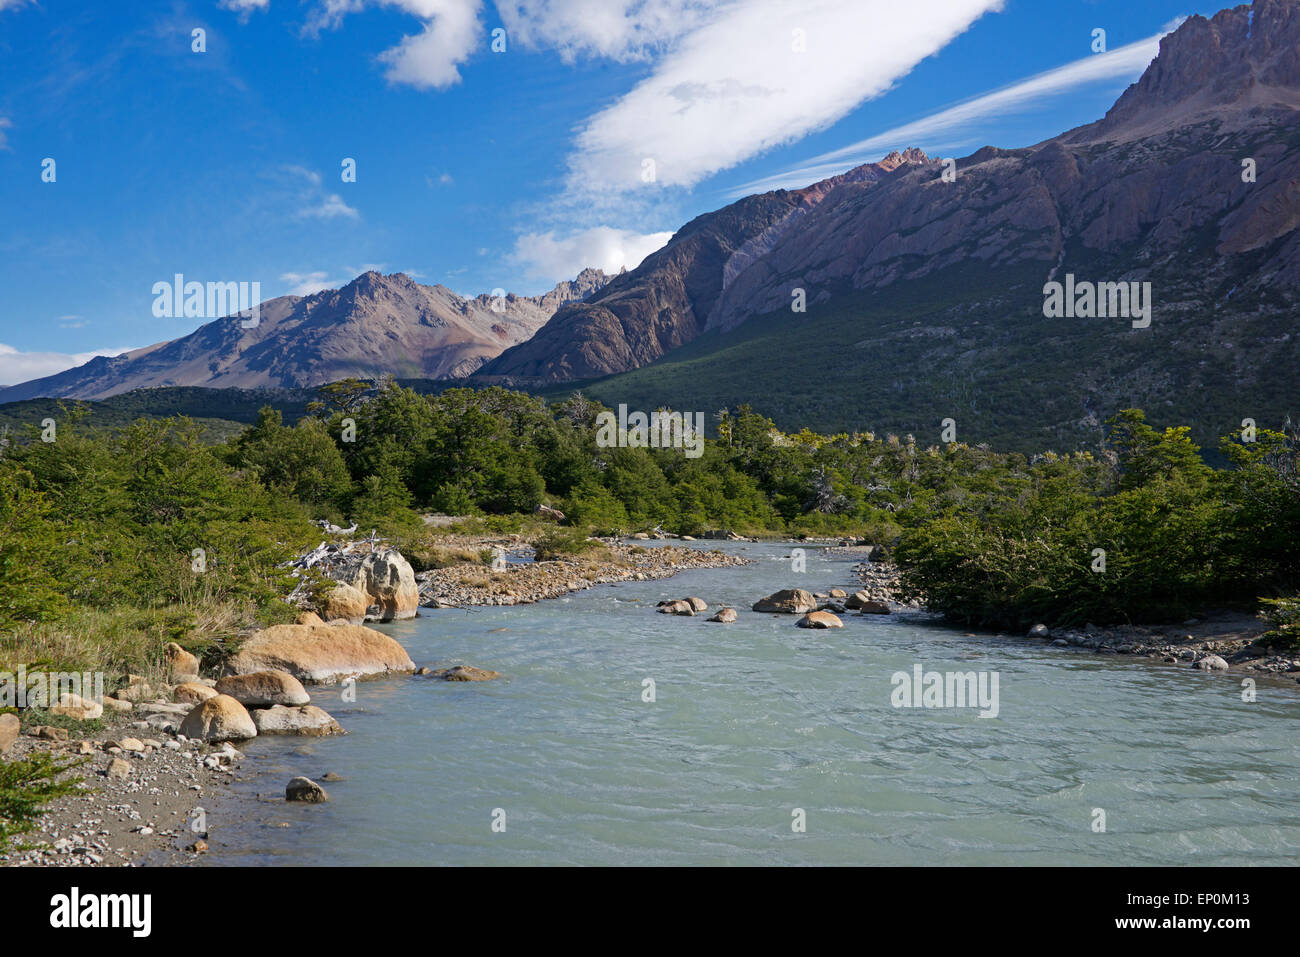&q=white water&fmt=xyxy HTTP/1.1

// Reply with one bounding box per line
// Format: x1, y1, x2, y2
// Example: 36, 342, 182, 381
201, 541, 1300, 866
